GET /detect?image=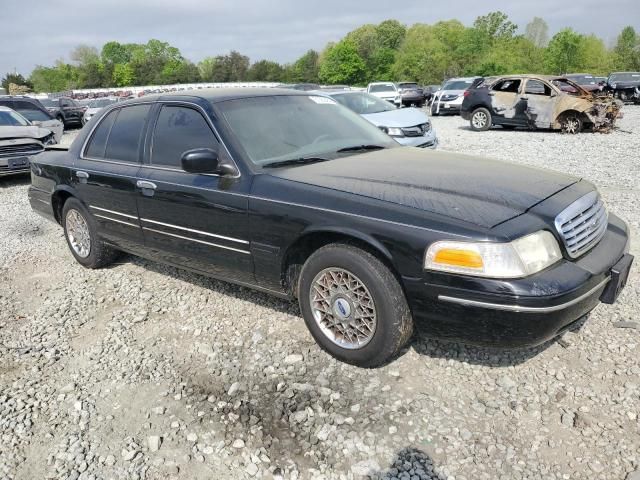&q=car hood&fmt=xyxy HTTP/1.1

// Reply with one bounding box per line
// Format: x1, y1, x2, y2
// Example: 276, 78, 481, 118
0, 125, 51, 140
86, 107, 102, 114
361, 108, 429, 128
268, 148, 579, 229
